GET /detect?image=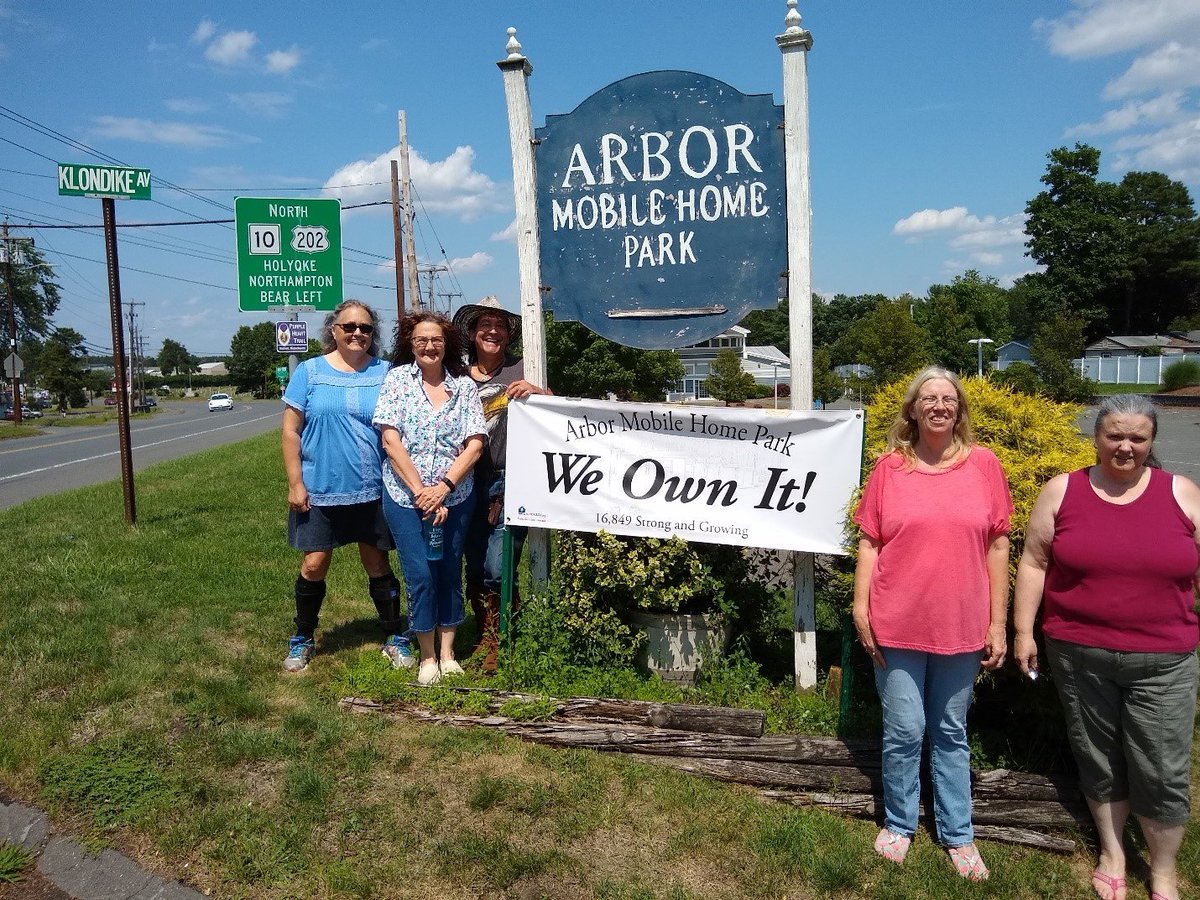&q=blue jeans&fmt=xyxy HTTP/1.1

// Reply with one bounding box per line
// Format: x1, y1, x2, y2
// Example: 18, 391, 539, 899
873, 648, 980, 847
382, 492, 473, 634
463, 469, 526, 594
